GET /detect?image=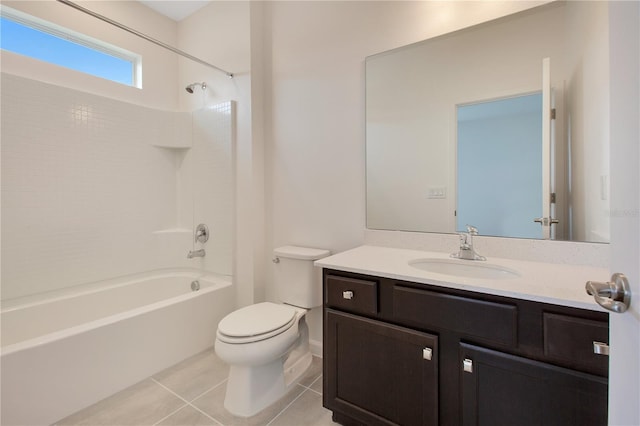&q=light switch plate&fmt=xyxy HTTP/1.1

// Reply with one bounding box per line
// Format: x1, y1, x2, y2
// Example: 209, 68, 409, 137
428, 187, 447, 199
